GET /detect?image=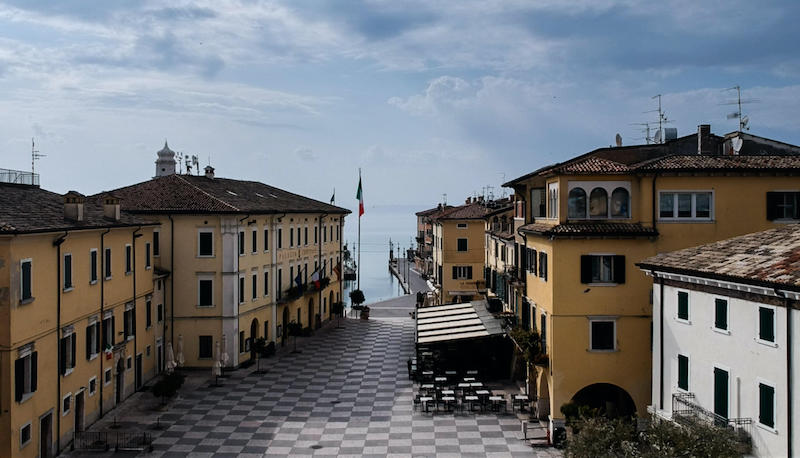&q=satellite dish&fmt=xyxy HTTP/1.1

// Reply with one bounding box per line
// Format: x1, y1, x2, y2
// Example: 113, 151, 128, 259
741, 116, 750, 130
731, 136, 743, 154
615, 133, 622, 147
653, 129, 662, 144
